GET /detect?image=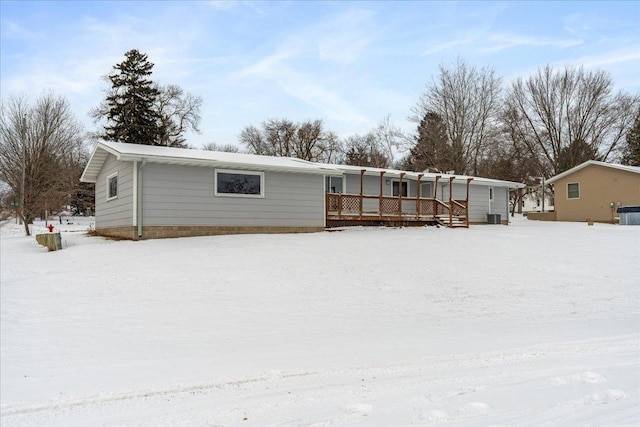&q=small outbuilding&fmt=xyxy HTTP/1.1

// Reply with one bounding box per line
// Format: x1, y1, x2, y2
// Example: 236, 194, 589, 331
544, 160, 640, 223
81, 142, 525, 239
